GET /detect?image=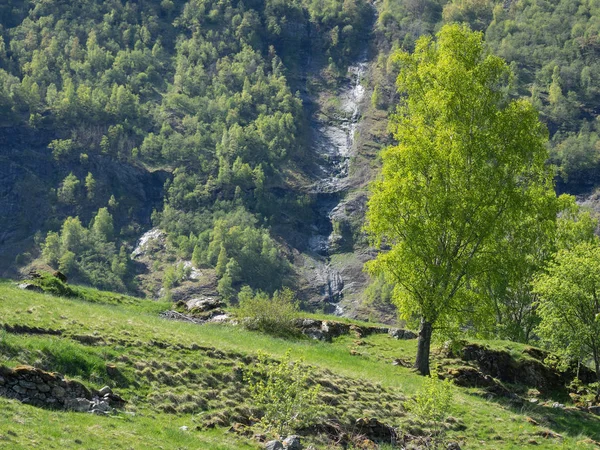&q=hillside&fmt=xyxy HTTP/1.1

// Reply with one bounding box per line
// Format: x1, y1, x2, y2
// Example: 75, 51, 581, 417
2, 0, 600, 322
2, 280, 600, 449
3, 2, 600, 448
0, 0, 379, 317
